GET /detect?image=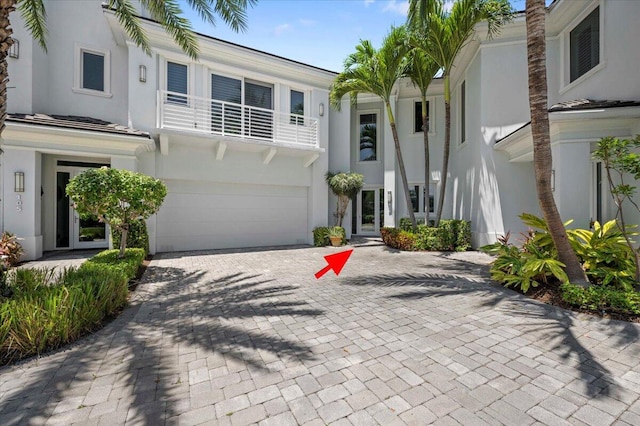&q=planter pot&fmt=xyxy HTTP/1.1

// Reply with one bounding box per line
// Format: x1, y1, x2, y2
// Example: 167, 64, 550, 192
329, 236, 342, 247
